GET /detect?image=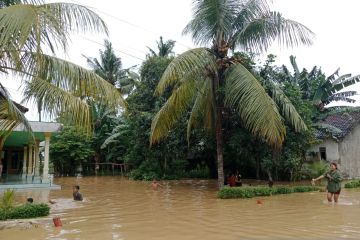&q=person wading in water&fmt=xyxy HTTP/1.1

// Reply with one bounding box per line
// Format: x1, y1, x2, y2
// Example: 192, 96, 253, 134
312, 162, 342, 203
